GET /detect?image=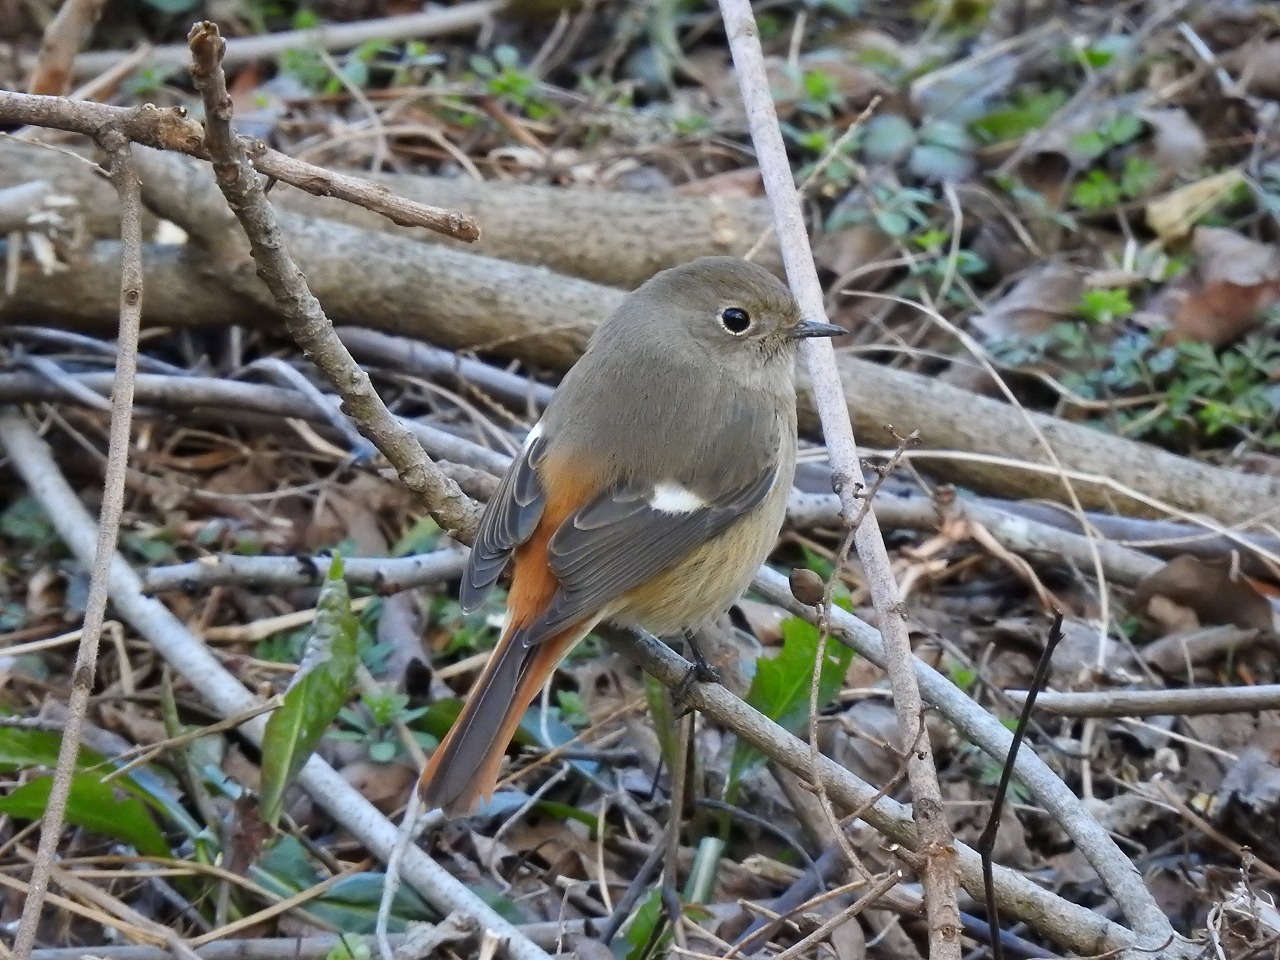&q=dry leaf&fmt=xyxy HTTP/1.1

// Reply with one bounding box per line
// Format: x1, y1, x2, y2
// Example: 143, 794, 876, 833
1145, 170, 1246, 241
813, 223, 896, 281
1223, 40, 1280, 99
1212, 725, 1280, 858
1148, 227, 1280, 346
970, 263, 1084, 340
1131, 555, 1275, 632
675, 167, 765, 198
